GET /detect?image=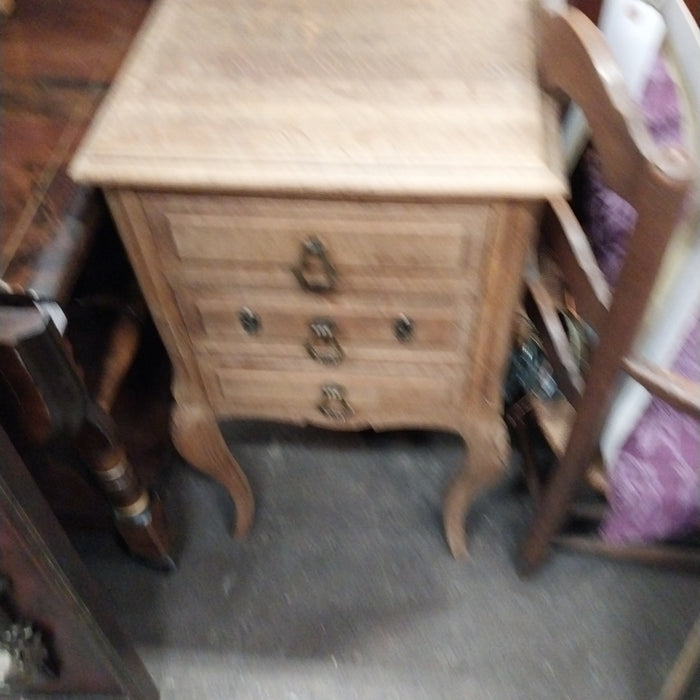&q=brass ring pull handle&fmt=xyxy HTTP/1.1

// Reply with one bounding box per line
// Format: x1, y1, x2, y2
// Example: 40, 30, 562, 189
317, 384, 354, 422
305, 318, 345, 365
292, 237, 337, 293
